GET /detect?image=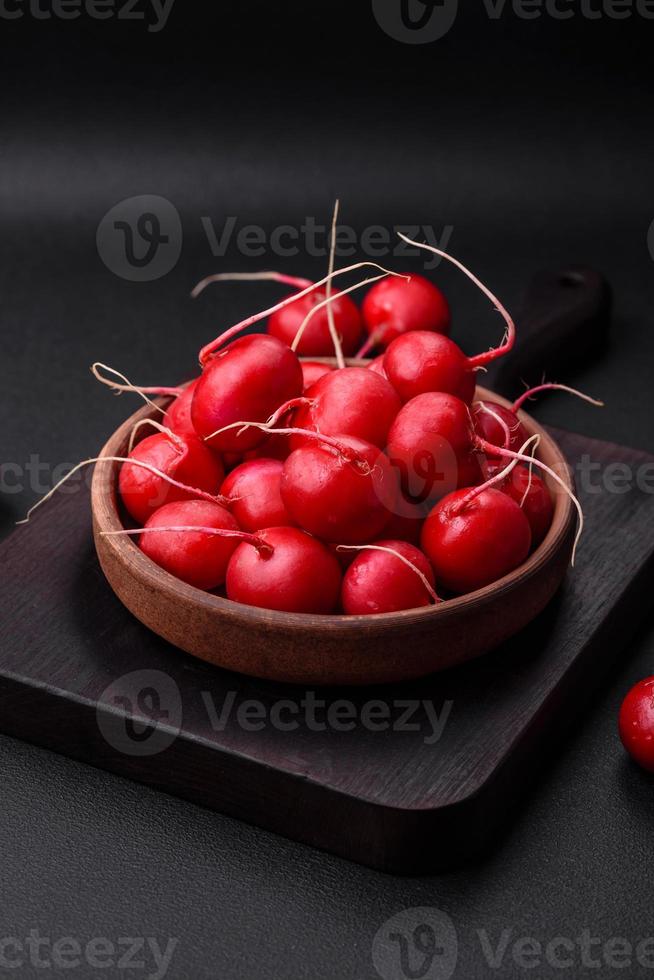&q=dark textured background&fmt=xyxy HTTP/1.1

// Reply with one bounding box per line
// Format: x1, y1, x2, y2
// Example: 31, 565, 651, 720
1, 2, 654, 977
